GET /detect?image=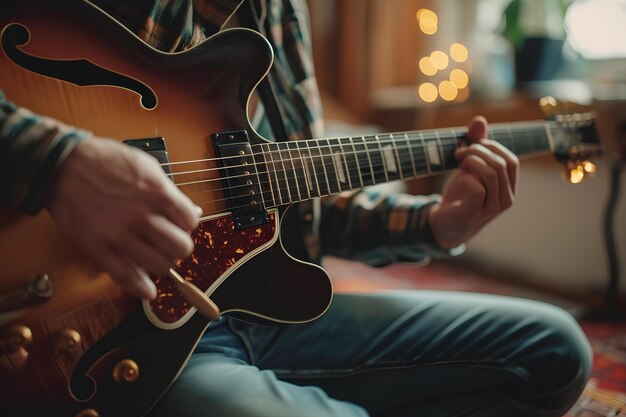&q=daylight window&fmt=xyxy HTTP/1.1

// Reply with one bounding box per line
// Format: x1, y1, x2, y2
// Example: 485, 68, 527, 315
565, 0, 626, 59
